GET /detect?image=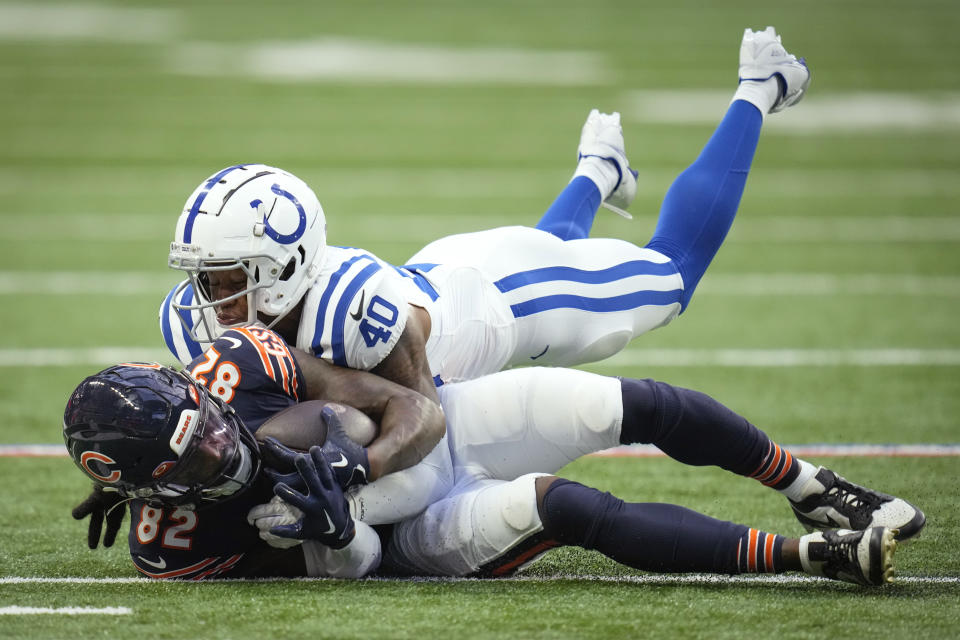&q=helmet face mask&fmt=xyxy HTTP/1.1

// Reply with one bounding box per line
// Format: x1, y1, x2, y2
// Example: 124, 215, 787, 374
168, 164, 327, 344
64, 364, 262, 509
